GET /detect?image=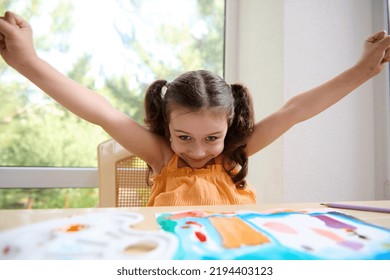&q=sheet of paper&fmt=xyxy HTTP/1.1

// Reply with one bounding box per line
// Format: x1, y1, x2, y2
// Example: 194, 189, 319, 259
156, 209, 390, 260
0, 211, 177, 260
